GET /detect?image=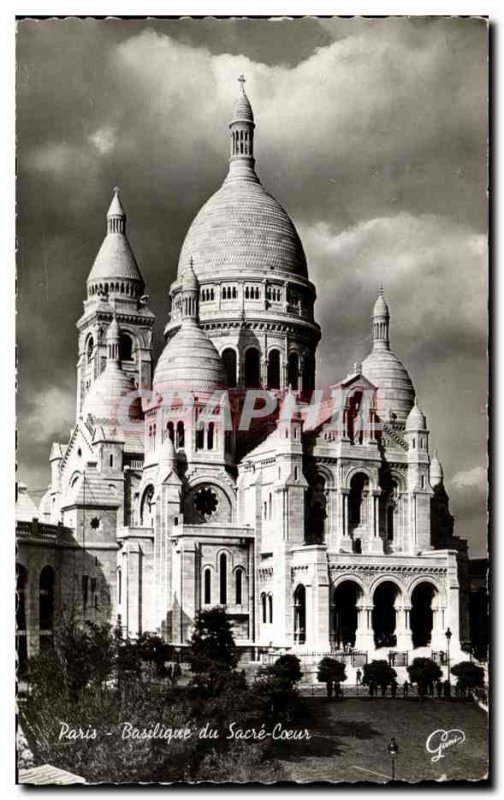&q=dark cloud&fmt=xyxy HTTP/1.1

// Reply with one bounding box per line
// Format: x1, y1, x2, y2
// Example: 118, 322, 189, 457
16, 18, 488, 554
